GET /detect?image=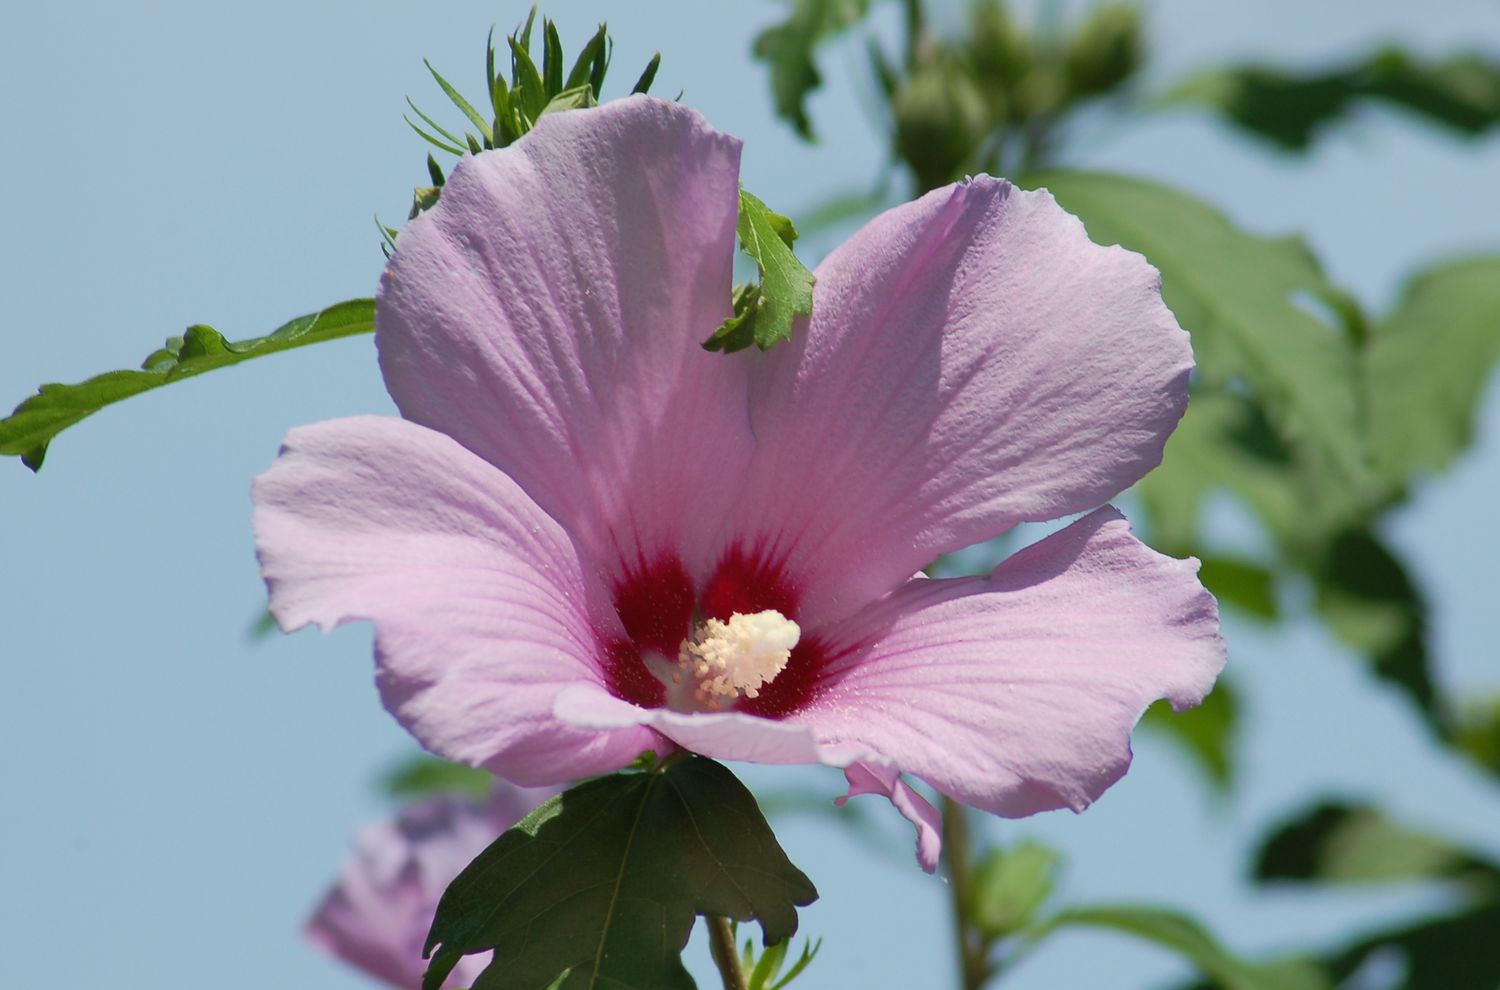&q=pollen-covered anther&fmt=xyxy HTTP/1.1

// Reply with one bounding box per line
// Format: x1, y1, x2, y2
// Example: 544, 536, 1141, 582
677, 610, 800, 709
